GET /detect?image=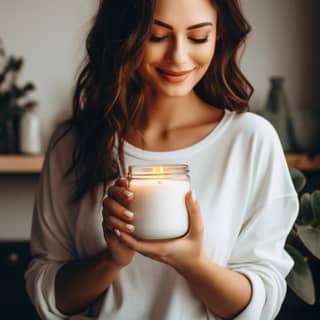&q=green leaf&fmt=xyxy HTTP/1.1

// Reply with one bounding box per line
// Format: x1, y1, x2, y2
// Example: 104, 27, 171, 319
296, 225, 320, 259
10, 56, 23, 72
289, 168, 306, 193
311, 190, 320, 225
286, 244, 315, 305
287, 229, 300, 244
296, 193, 313, 225
9, 83, 35, 100
22, 82, 35, 92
